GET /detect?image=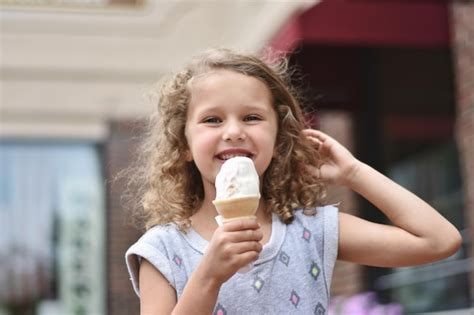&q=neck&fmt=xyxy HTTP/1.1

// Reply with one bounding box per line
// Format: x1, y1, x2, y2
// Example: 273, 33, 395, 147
190, 187, 218, 226
256, 199, 272, 223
